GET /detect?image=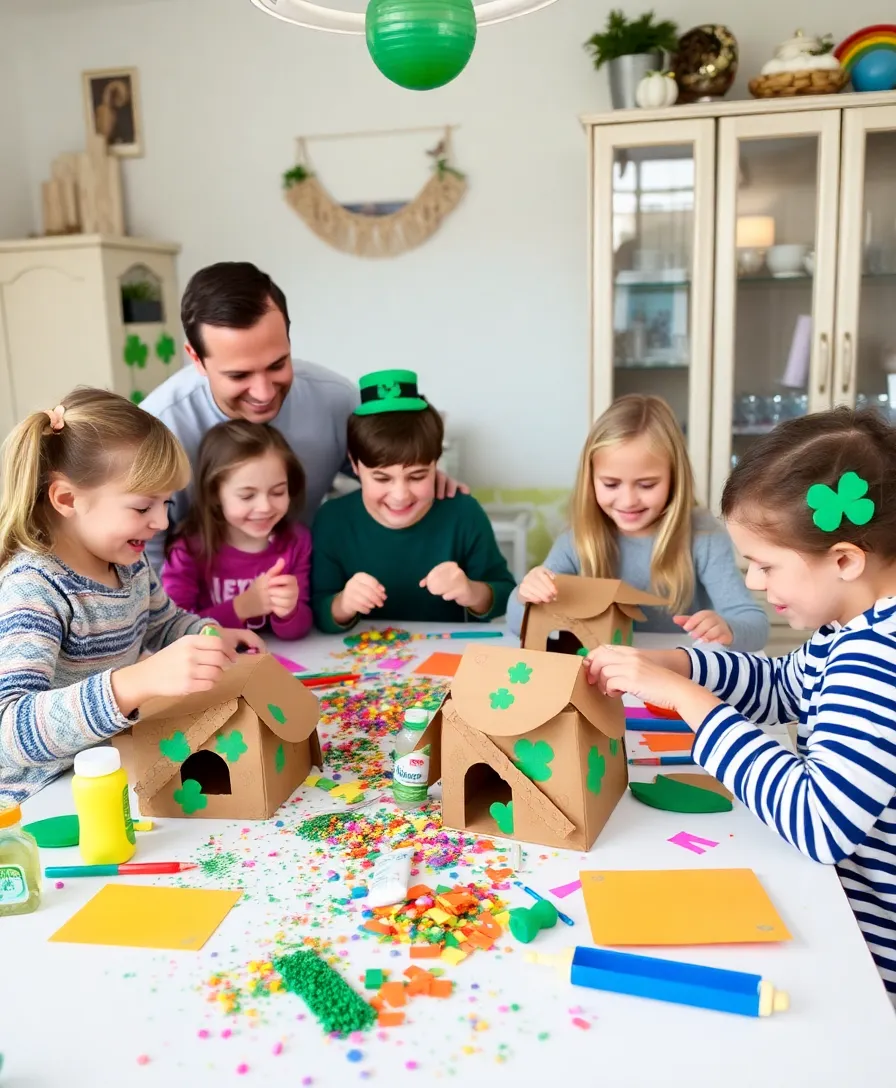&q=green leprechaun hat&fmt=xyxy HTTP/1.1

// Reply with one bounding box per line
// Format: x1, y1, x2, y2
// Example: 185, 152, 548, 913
354, 369, 428, 416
